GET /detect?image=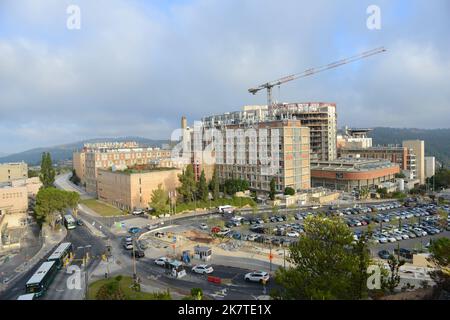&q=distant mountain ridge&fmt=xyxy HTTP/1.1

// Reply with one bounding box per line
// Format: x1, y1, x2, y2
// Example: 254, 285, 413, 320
0, 137, 169, 165
370, 127, 450, 168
